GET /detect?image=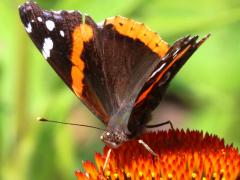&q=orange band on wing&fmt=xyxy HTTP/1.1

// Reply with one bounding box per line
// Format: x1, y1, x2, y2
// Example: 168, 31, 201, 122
71, 24, 93, 96
105, 16, 169, 58
135, 45, 191, 104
